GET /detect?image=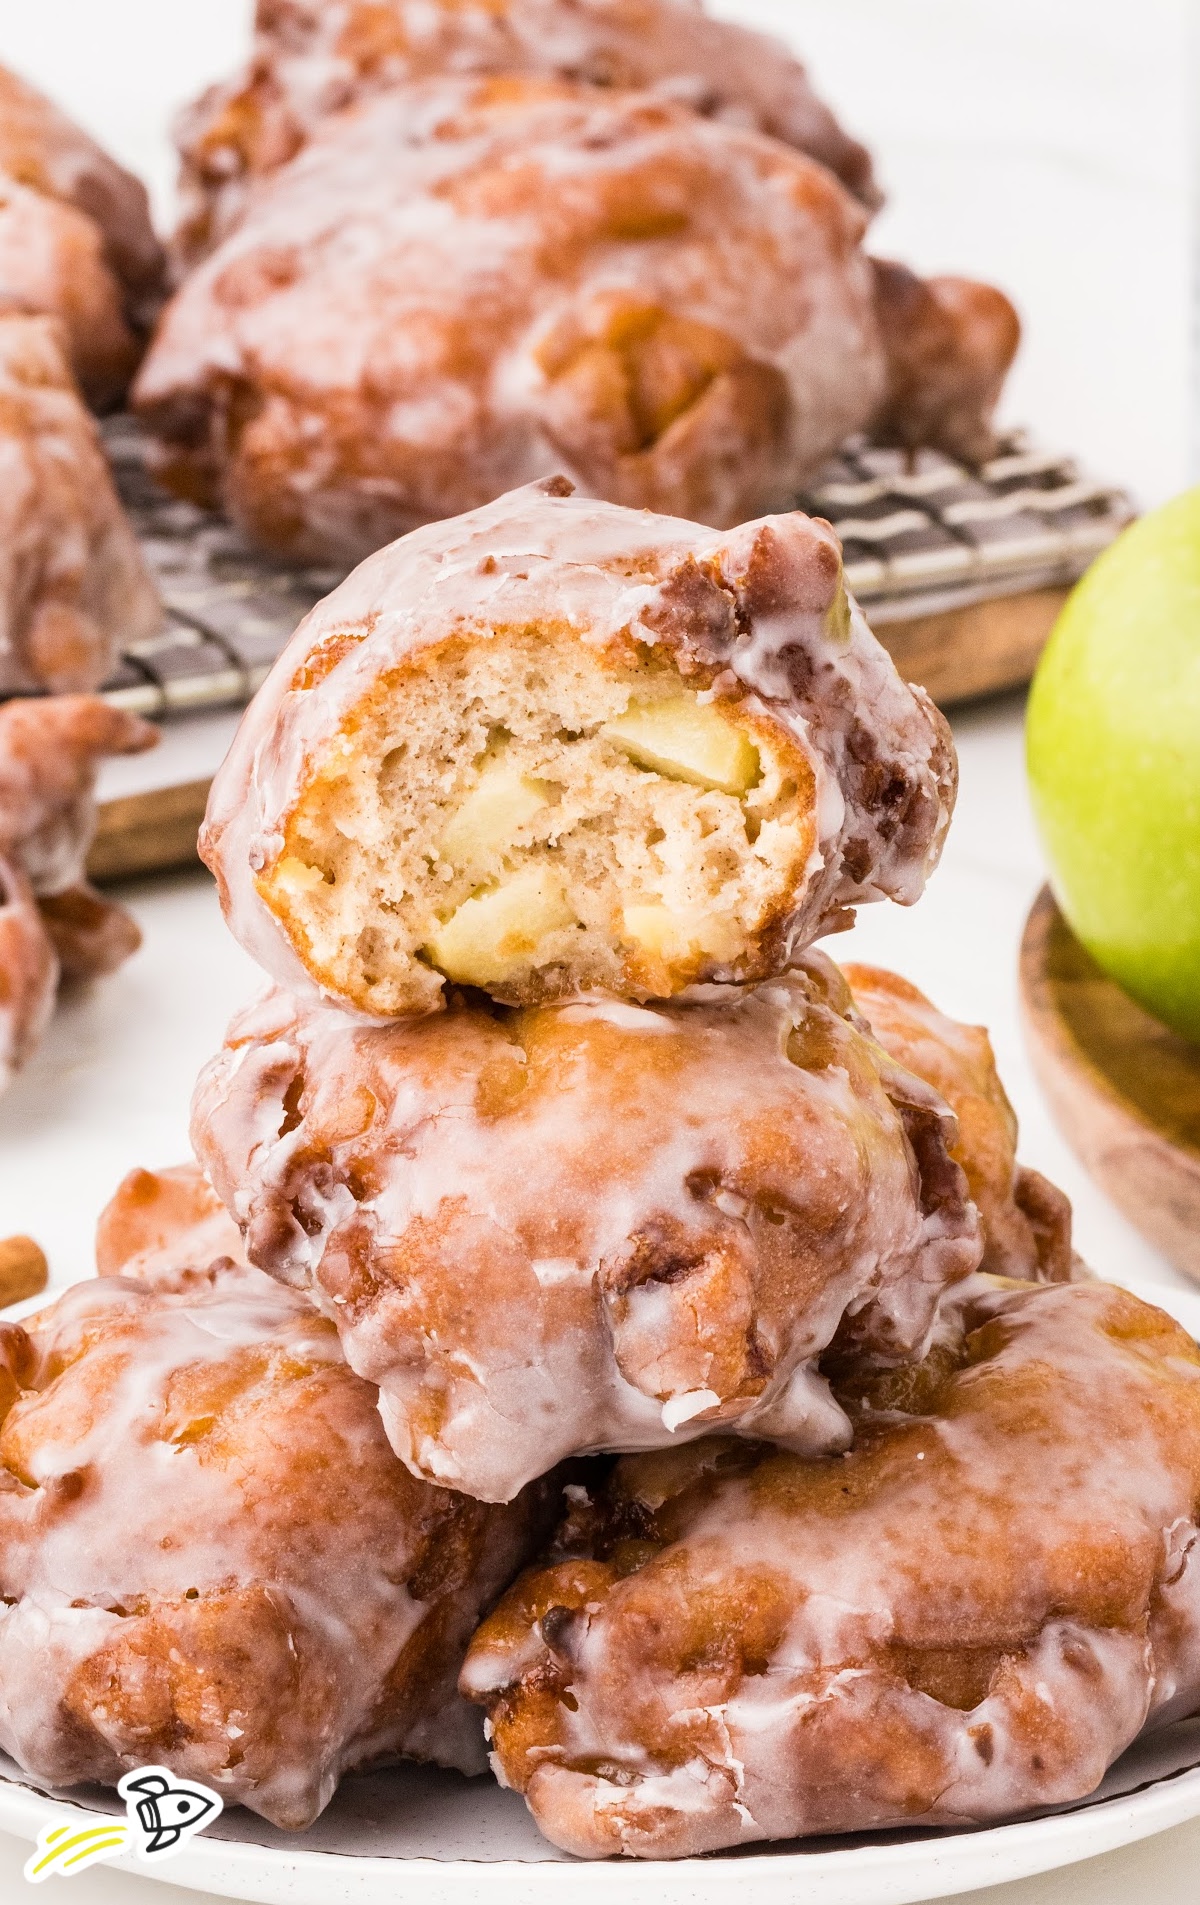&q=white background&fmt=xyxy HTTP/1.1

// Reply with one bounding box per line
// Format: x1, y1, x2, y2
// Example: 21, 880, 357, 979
0, 2, 1196, 1900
